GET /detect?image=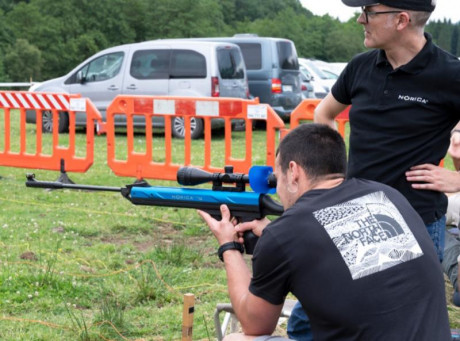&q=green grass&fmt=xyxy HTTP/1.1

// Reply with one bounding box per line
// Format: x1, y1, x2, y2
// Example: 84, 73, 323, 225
0, 115, 458, 340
